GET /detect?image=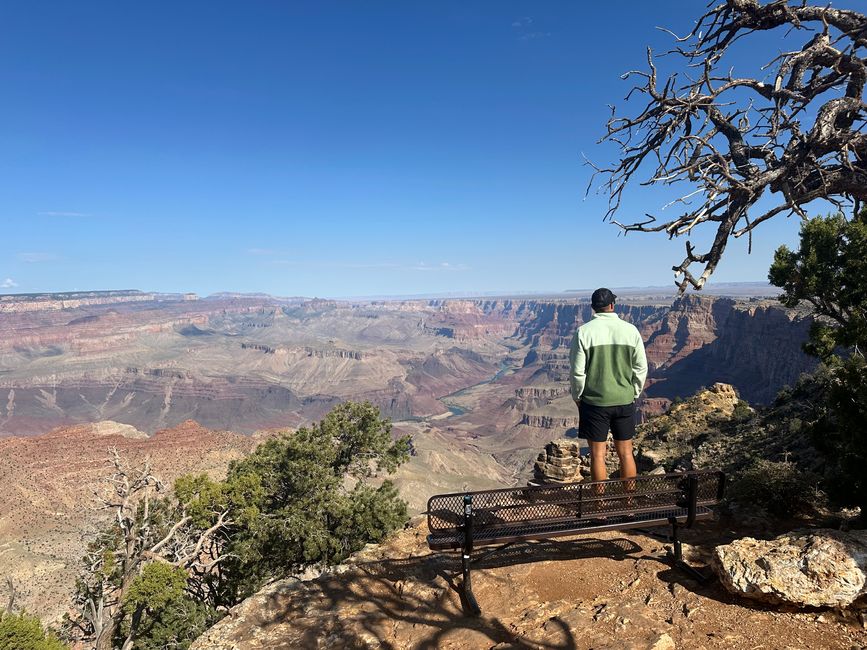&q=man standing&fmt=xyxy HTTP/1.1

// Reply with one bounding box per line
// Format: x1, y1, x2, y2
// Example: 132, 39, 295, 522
569, 288, 647, 483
